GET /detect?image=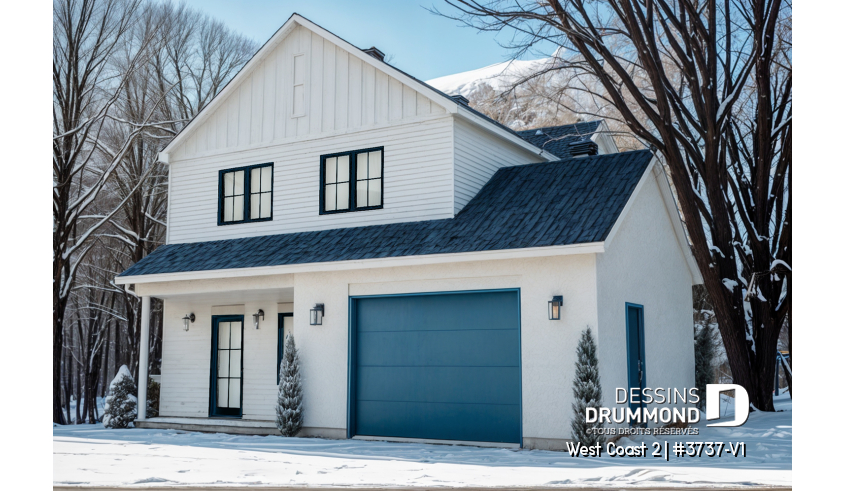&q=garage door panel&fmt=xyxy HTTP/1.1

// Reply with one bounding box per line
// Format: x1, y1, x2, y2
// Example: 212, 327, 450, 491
356, 292, 519, 332
353, 291, 521, 444
356, 400, 520, 443
357, 329, 519, 367
356, 366, 520, 405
